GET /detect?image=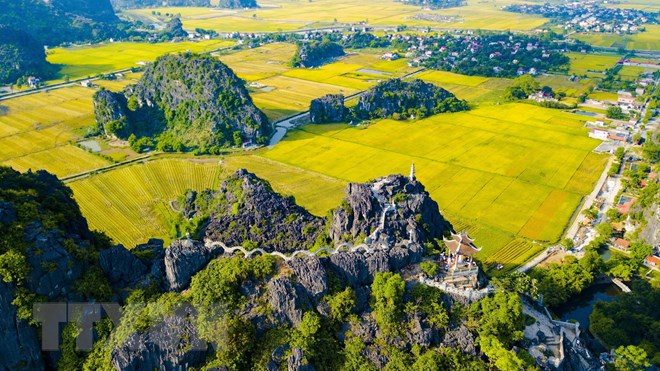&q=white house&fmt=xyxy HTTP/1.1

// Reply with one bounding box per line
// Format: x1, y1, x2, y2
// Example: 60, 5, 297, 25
589, 128, 610, 140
